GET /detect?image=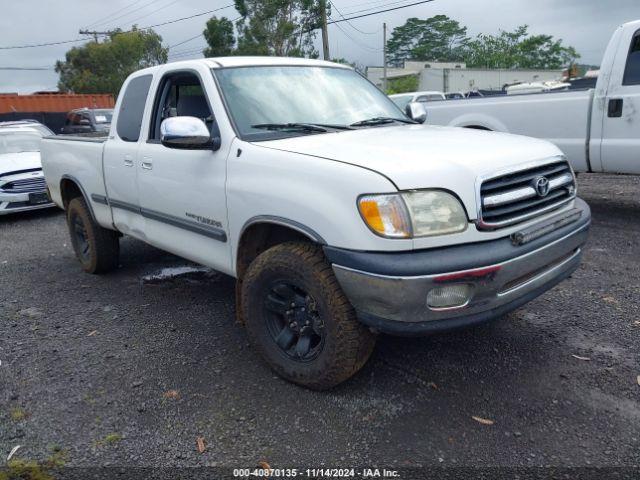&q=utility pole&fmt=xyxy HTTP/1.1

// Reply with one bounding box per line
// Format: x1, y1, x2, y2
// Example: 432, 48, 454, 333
79, 30, 114, 42
383, 22, 388, 92
320, 0, 330, 61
